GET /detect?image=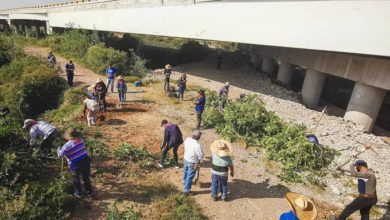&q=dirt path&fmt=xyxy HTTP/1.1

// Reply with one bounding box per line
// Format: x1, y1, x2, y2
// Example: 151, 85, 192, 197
25, 46, 346, 220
